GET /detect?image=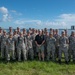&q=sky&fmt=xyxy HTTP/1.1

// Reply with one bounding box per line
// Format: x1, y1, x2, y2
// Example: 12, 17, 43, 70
0, 0, 75, 29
